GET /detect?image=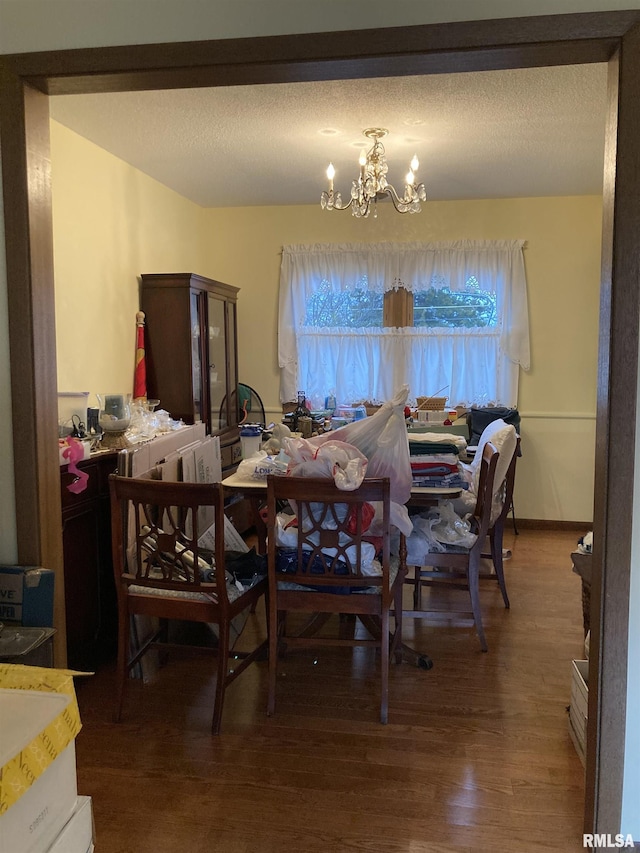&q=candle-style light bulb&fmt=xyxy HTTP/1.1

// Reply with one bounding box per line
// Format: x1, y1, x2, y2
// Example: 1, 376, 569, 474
406, 170, 415, 185
359, 151, 367, 167
326, 162, 335, 191
410, 154, 419, 172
